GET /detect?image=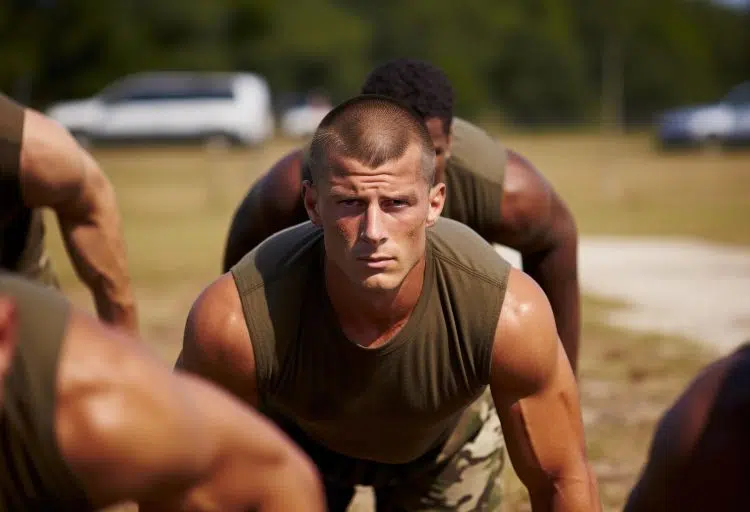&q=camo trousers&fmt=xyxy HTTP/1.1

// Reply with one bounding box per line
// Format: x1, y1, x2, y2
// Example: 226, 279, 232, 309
321, 389, 505, 511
